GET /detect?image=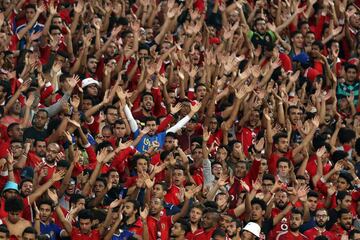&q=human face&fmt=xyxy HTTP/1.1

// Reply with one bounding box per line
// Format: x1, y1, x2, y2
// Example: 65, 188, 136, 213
87, 58, 98, 73
136, 158, 148, 174
190, 207, 203, 224
275, 191, 288, 209
75, 199, 86, 210
216, 148, 228, 162
106, 109, 118, 125
315, 210, 329, 227
337, 177, 349, 191
278, 162, 290, 177
152, 184, 166, 198
172, 169, 185, 186
86, 84, 98, 97
256, 20, 266, 34
164, 136, 174, 151
259, 159, 268, 174
307, 196, 318, 212
216, 194, 229, 211
79, 218, 92, 234
241, 230, 255, 240
251, 203, 264, 221
114, 123, 126, 138
227, 221, 239, 237
212, 164, 223, 179
25, 8, 36, 22
94, 180, 105, 195
4, 190, 18, 200
0, 232, 8, 240
191, 148, 203, 162
39, 204, 52, 222
340, 195, 352, 209
150, 198, 163, 215
234, 162, 247, 178
346, 68, 357, 82
33, 111, 48, 130
22, 233, 36, 240
108, 171, 119, 186
10, 101, 21, 115
123, 202, 136, 217
201, 212, 217, 229
142, 95, 154, 111
262, 179, 274, 193
10, 142, 23, 158
195, 86, 206, 101
339, 213, 353, 230
45, 144, 60, 164
219, 214, 232, 230
209, 117, 218, 133
249, 111, 260, 127
52, 17, 63, 28
35, 141, 46, 158
292, 33, 304, 48
145, 120, 157, 136
289, 108, 302, 125
21, 181, 33, 197
289, 213, 303, 231
171, 222, 184, 237
275, 138, 289, 153
232, 142, 243, 158
101, 128, 112, 141
8, 211, 20, 224
82, 99, 93, 111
